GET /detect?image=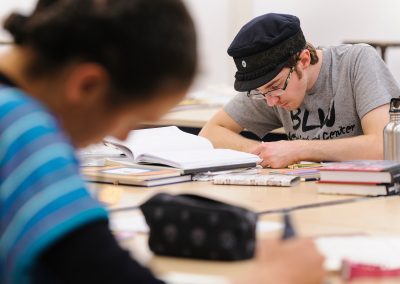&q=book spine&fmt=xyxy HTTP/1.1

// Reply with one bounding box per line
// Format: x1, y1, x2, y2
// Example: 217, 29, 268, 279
390, 171, 400, 183
381, 163, 400, 182
386, 183, 400, 195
